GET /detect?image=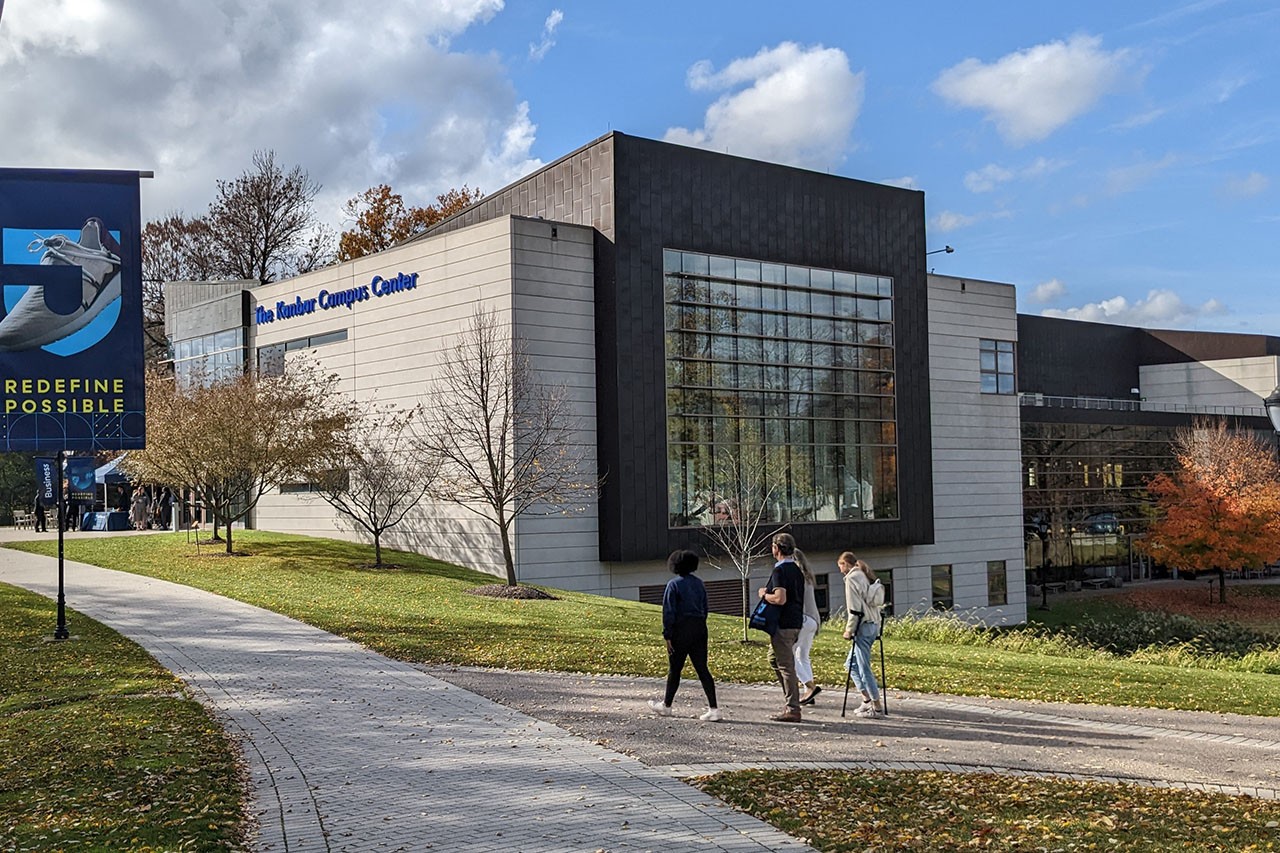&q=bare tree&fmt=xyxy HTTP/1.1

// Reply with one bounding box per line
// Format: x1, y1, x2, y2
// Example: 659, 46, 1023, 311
418, 307, 595, 586
699, 444, 788, 640
140, 213, 220, 364
302, 404, 438, 567
207, 150, 331, 284
124, 362, 357, 554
